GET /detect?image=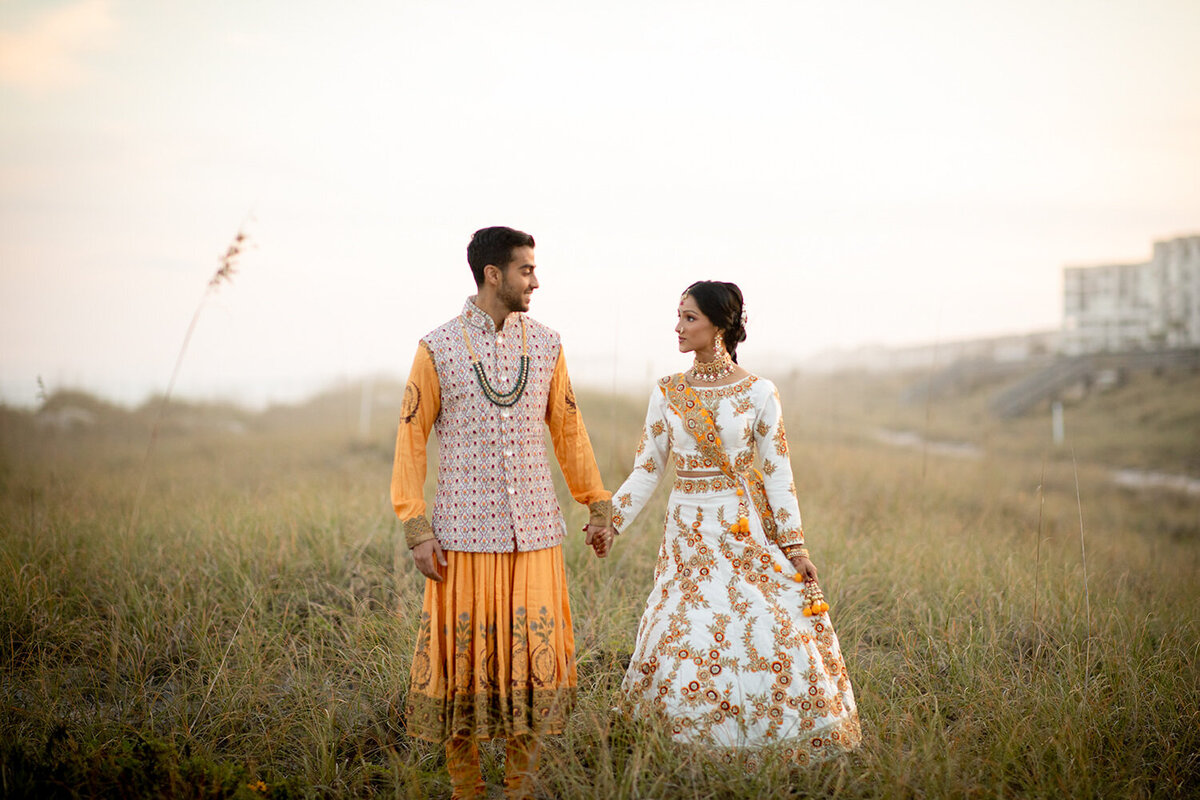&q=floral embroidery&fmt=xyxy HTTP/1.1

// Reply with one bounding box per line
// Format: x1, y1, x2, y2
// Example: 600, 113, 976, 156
613, 374, 855, 763
685, 376, 758, 400
674, 475, 740, 494
675, 454, 720, 471
401, 381, 421, 424
650, 420, 667, 438
406, 600, 577, 742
